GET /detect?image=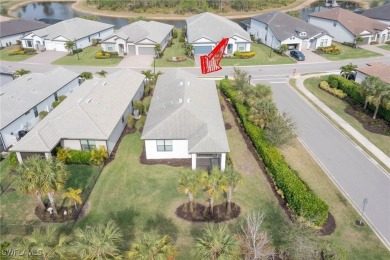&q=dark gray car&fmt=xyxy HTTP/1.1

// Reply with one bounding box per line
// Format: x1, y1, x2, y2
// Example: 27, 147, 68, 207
290, 50, 305, 61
